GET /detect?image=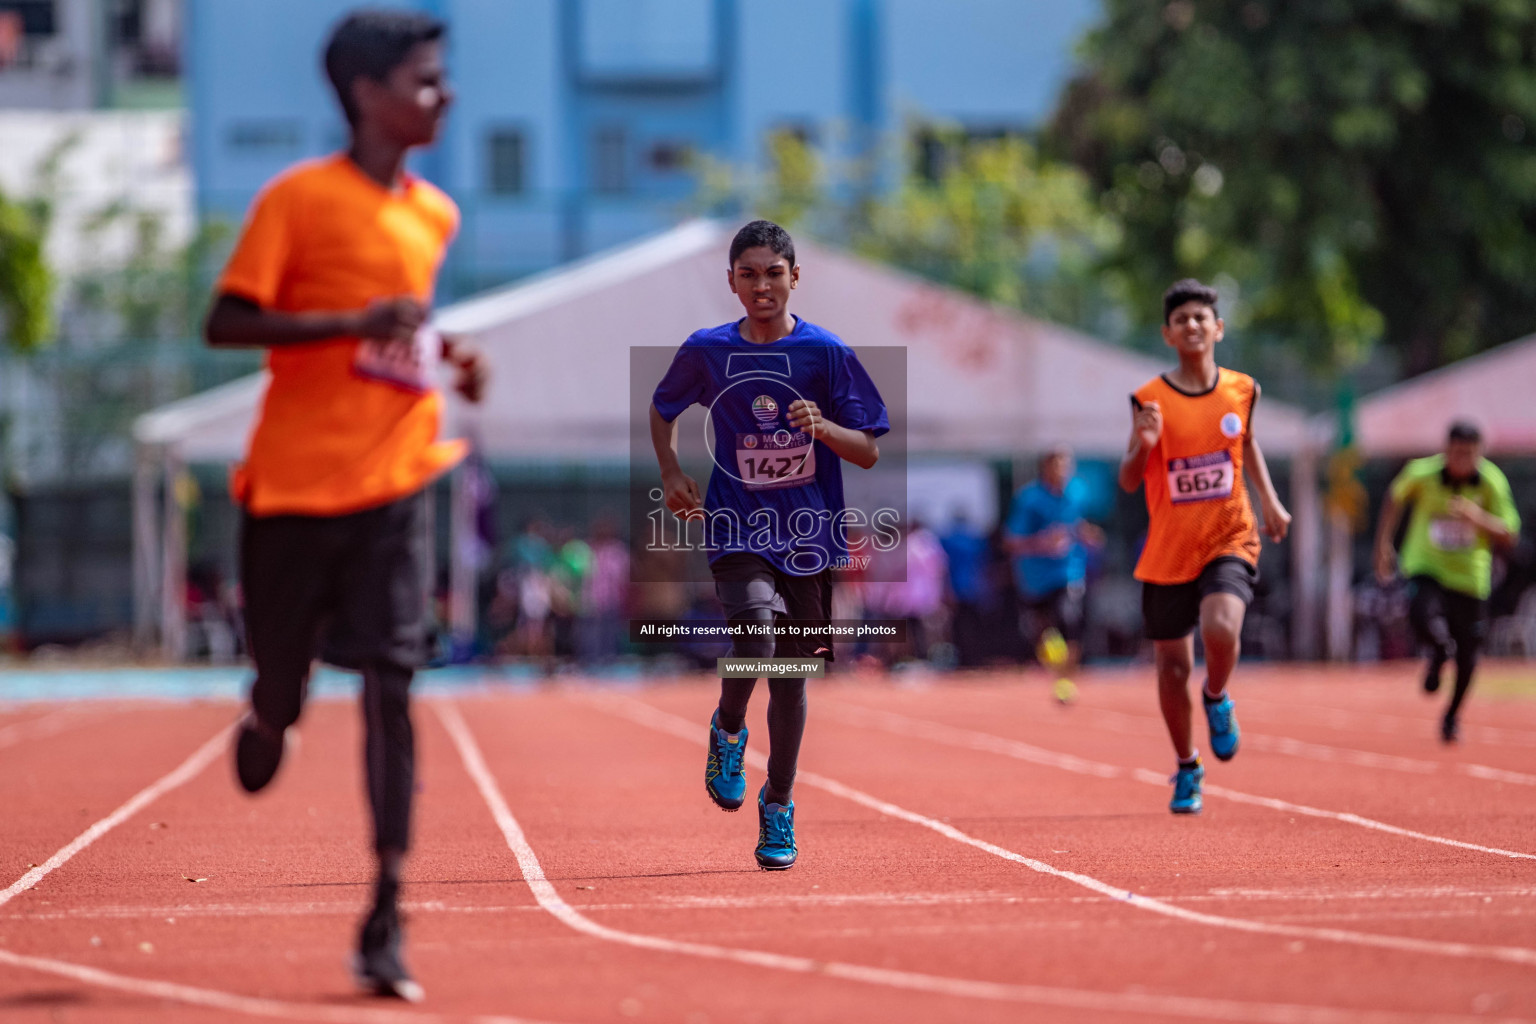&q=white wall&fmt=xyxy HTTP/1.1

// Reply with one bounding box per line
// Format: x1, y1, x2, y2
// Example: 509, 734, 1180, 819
0, 110, 192, 276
